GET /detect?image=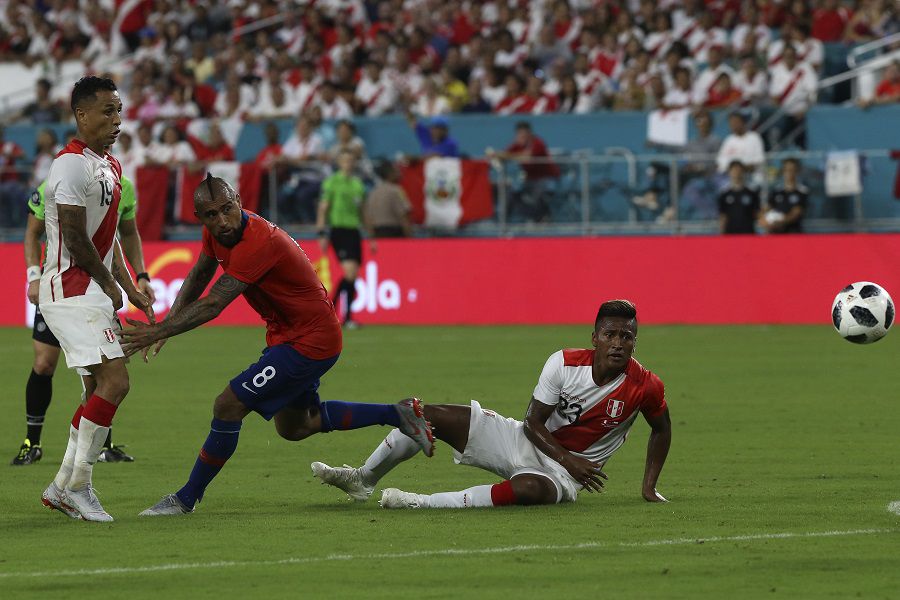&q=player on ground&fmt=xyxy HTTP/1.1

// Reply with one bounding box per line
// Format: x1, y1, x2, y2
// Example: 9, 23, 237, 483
119, 175, 434, 516
312, 300, 672, 508
13, 175, 155, 465
38, 76, 154, 522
